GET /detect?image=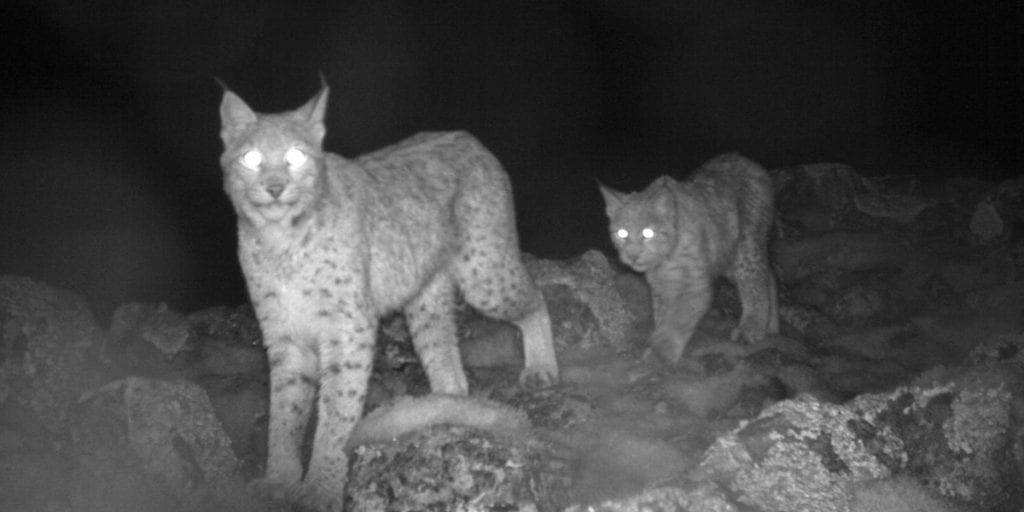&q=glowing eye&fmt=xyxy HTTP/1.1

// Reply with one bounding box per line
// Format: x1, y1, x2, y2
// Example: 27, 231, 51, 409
285, 147, 308, 168
615, 228, 629, 239
641, 228, 655, 239
240, 150, 262, 170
